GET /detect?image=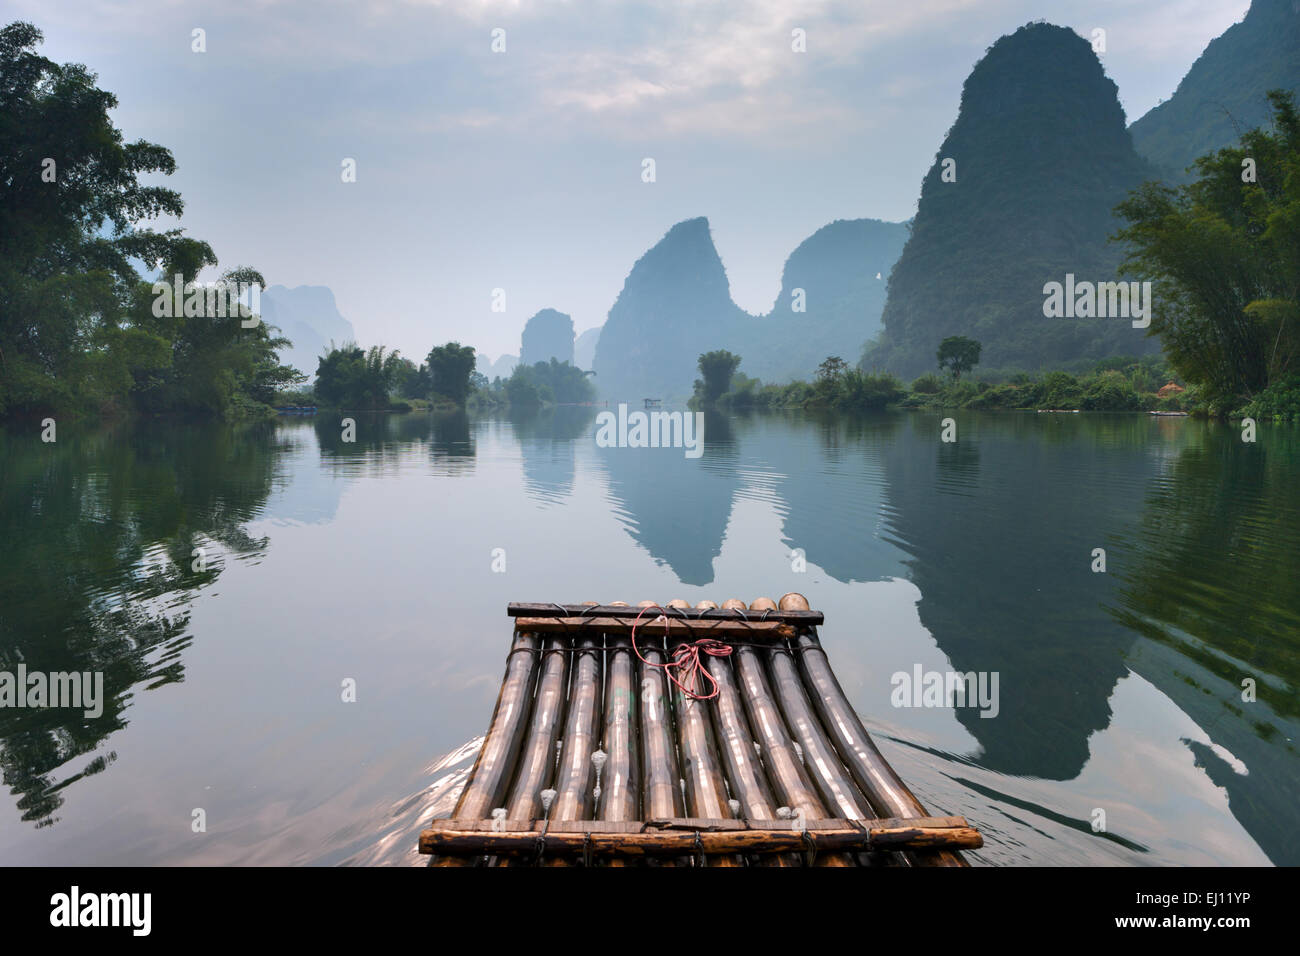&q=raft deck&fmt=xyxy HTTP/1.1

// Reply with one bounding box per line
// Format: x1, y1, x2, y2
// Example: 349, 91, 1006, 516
419, 594, 981, 866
